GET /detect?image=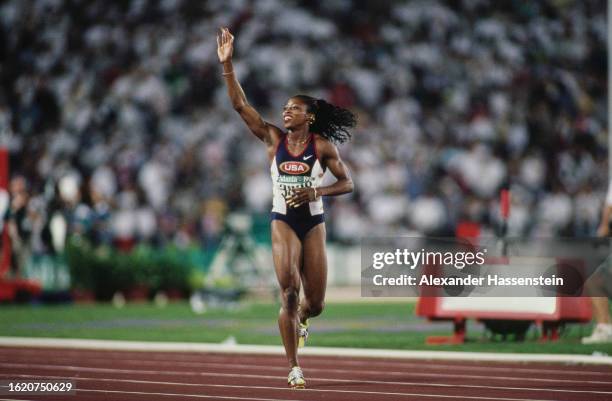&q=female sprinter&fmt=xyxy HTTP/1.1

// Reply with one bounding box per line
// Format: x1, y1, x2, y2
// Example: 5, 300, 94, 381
217, 28, 356, 388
